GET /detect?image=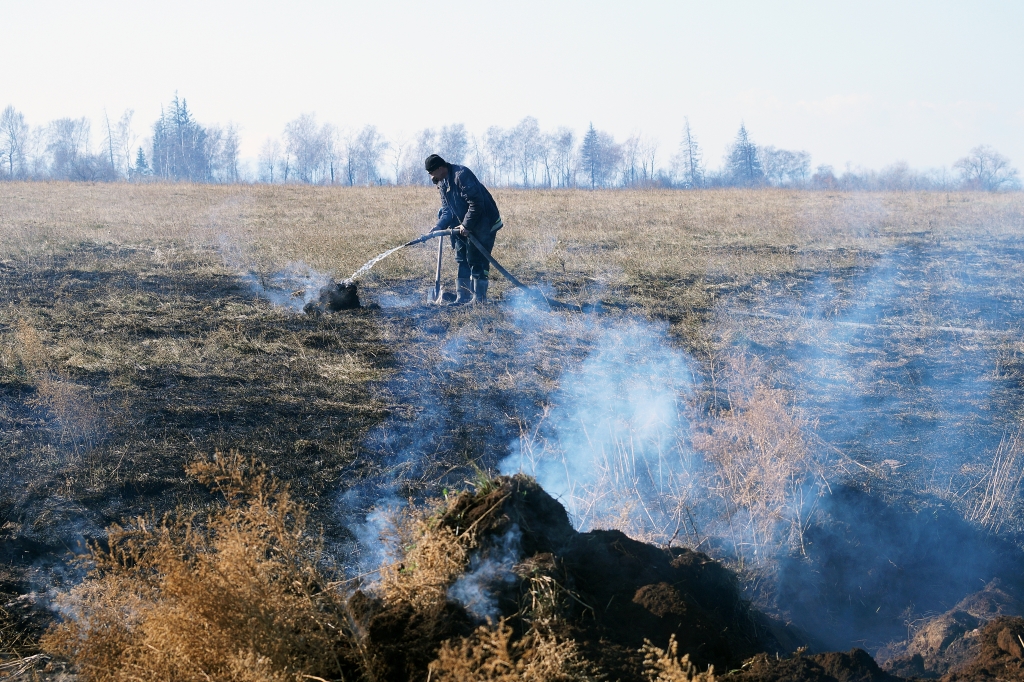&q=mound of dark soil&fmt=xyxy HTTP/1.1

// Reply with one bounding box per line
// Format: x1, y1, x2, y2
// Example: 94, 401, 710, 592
941, 616, 1024, 681
434, 475, 795, 679
728, 649, 902, 682
880, 580, 1024, 678
346, 591, 476, 681
304, 279, 360, 314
